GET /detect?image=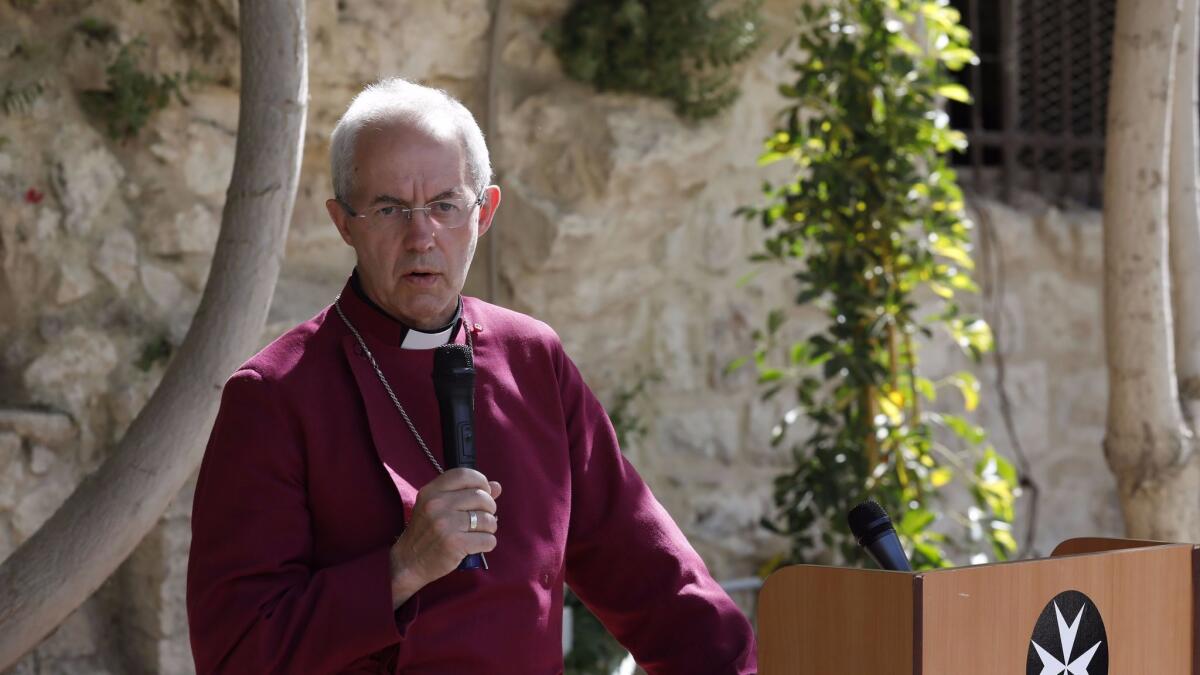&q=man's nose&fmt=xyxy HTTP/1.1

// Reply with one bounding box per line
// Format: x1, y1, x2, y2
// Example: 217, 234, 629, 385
402, 210, 437, 251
